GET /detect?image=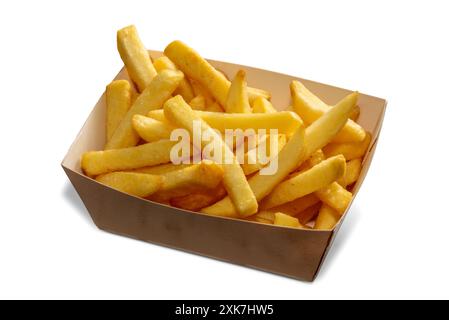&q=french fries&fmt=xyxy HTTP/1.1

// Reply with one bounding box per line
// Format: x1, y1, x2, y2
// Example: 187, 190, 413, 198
261, 155, 346, 209
164, 95, 258, 216
146, 109, 302, 135
82, 25, 375, 233
106, 80, 133, 142
153, 56, 195, 102
105, 70, 184, 150
96, 172, 162, 197
323, 132, 372, 161
82, 140, 177, 176
225, 70, 251, 113
291, 80, 366, 143
164, 40, 270, 105
117, 25, 157, 92
273, 212, 304, 228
